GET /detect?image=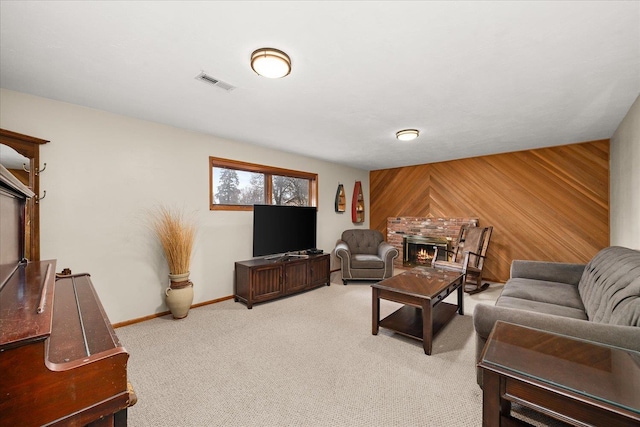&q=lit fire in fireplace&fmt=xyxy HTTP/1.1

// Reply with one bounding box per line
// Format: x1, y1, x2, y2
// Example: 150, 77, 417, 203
416, 248, 431, 264
402, 234, 449, 267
